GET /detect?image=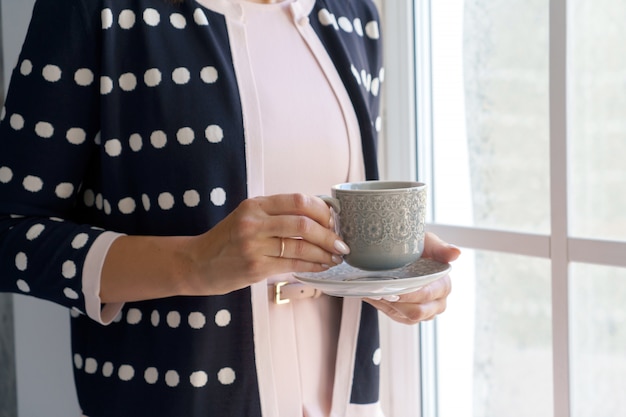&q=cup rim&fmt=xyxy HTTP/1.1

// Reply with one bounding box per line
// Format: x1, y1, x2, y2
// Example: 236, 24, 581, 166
331, 180, 426, 193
